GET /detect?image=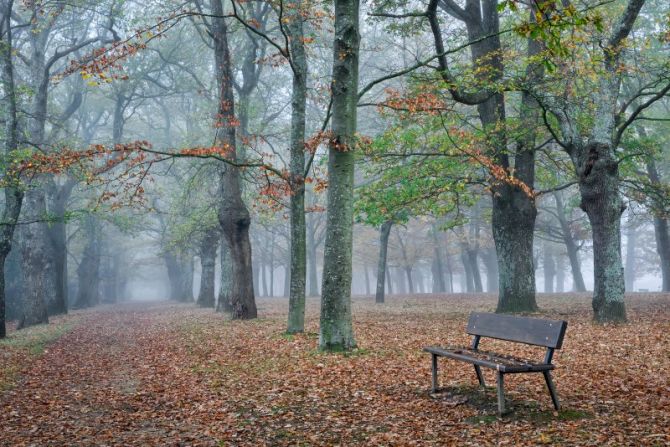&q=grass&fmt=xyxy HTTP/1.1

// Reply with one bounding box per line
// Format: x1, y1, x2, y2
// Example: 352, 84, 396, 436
0, 320, 75, 391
